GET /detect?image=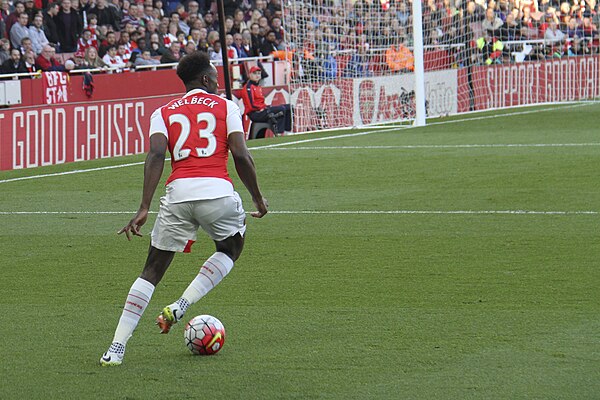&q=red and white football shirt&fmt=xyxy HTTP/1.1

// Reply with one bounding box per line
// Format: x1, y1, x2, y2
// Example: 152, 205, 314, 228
149, 88, 244, 203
